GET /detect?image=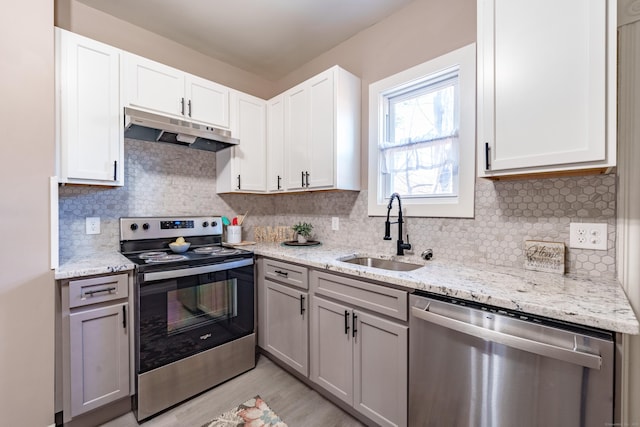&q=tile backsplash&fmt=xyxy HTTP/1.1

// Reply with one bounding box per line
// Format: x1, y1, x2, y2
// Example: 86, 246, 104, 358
59, 139, 616, 277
